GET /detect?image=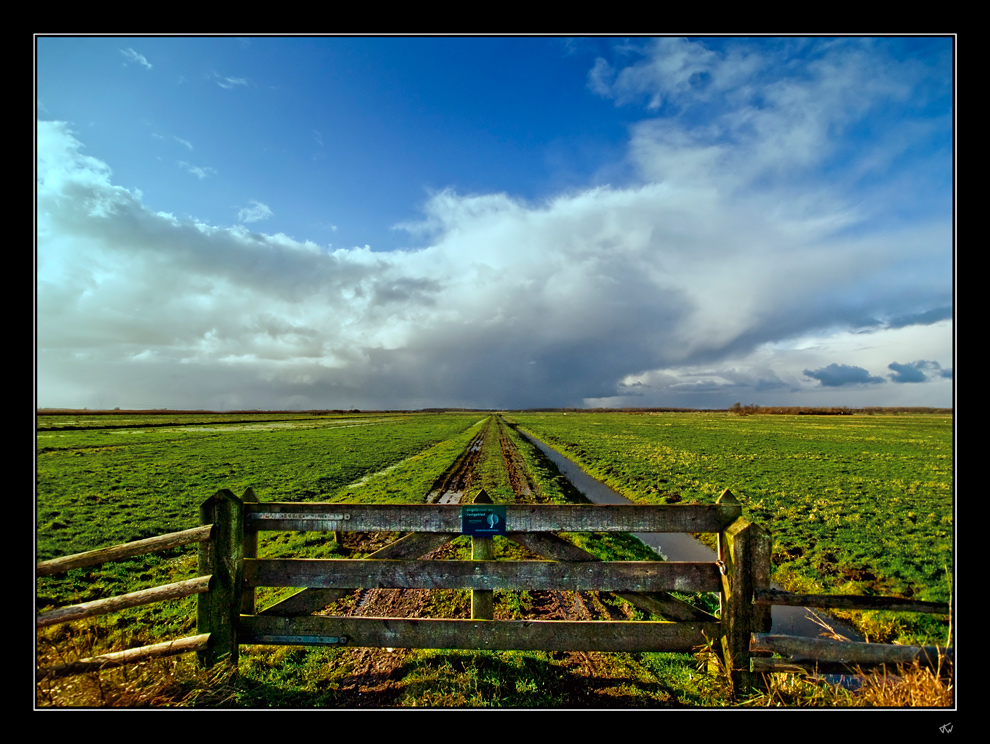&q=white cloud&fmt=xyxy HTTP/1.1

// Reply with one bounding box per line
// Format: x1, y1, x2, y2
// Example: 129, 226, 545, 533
120, 48, 152, 70
238, 200, 274, 223
178, 161, 217, 180
589, 37, 721, 111
212, 72, 248, 89
597, 38, 930, 198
